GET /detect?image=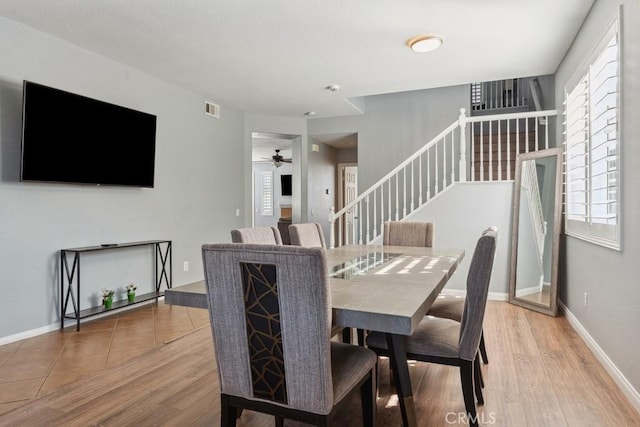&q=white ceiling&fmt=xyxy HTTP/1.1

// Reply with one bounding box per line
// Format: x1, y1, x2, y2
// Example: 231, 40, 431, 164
0, 0, 594, 118
251, 132, 295, 162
